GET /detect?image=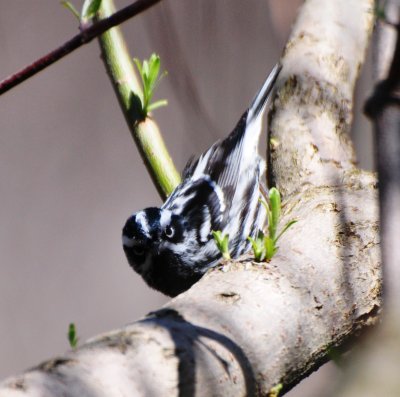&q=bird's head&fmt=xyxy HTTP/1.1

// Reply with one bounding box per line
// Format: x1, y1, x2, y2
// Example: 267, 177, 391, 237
122, 207, 187, 277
